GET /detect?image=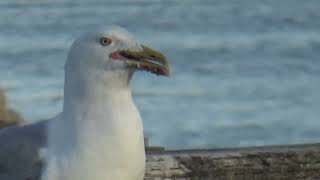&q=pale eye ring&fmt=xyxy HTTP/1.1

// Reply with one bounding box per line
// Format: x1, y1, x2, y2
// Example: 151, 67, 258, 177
100, 37, 112, 46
